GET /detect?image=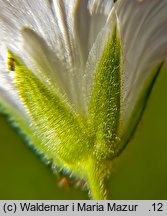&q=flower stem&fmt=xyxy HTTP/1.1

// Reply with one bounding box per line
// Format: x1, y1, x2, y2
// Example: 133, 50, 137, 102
86, 160, 111, 200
